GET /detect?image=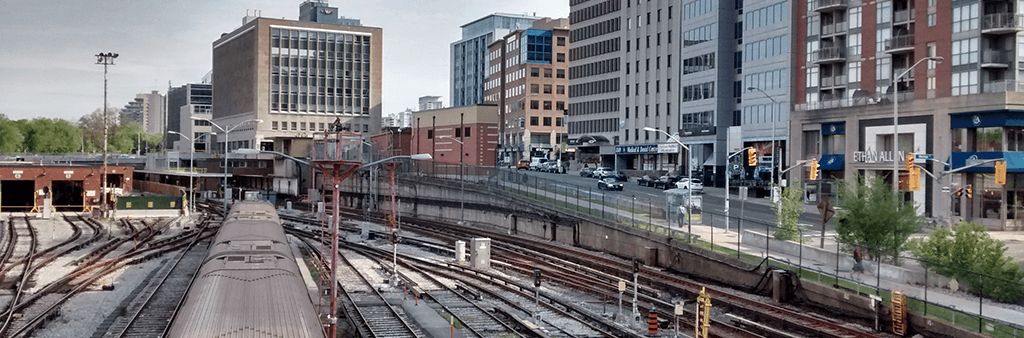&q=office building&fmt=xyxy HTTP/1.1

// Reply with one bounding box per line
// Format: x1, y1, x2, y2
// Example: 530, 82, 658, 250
792, 0, 1023, 229
418, 96, 444, 111
168, 83, 214, 152
211, 2, 382, 157
451, 13, 539, 107
485, 18, 570, 164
